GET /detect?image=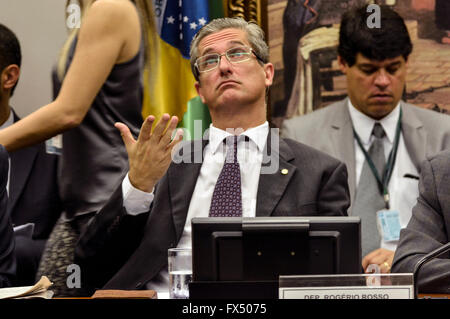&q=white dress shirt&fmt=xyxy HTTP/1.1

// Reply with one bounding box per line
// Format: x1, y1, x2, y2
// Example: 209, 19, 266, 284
121, 121, 269, 294
348, 101, 419, 252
